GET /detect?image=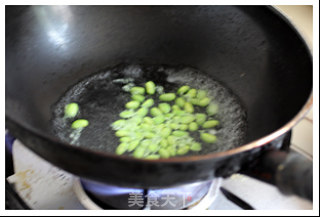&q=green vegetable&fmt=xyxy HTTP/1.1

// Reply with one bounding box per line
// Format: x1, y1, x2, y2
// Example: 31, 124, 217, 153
141, 99, 154, 108
167, 136, 177, 146
200, 133, 217, 143
112, 119, 126, 129
160, 128, 172, 138
190, 142, 202, 151
169, 123, 180, 130
150, 107, 162, 117
160, 139, 169, 148
185, 88, 197, 98
71, 119, 89, 129
136, 107, 148, 117
148, 143, 158, 152
115, 143, 128, 155
130, 87, 145, 95
153, 115, 165, 124
175, 97, 186, 108
115, 130, 129, 137
167, 147, 177, 157
145, 154, 160, 160
145, 81, 156, 95
195, 113, 207, 125
128, 140, 140, 152
184, 102, 194, 113
179, 124, 188, 131
159, 93, 176, 101
159, 149, 170, 158
177, 146, 189, 155
159, 103, 171, 114
119, 110, 135, 118
144, 132, 156, 139
120, 137, 131, 143
180, 115, 195, 124
172, 130, 188, 137
189, 122, 198, 131
197, 90, 207, 99
177, 85, 190, 95
133, 147, 146, 158
202, 120, 219, 128
64, 103, 79, 118
131, 94, 145, 102
207, 103, 219, 116
143, 116, 154, 124
198, 97, 211, 107
125, 101, 140, 110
